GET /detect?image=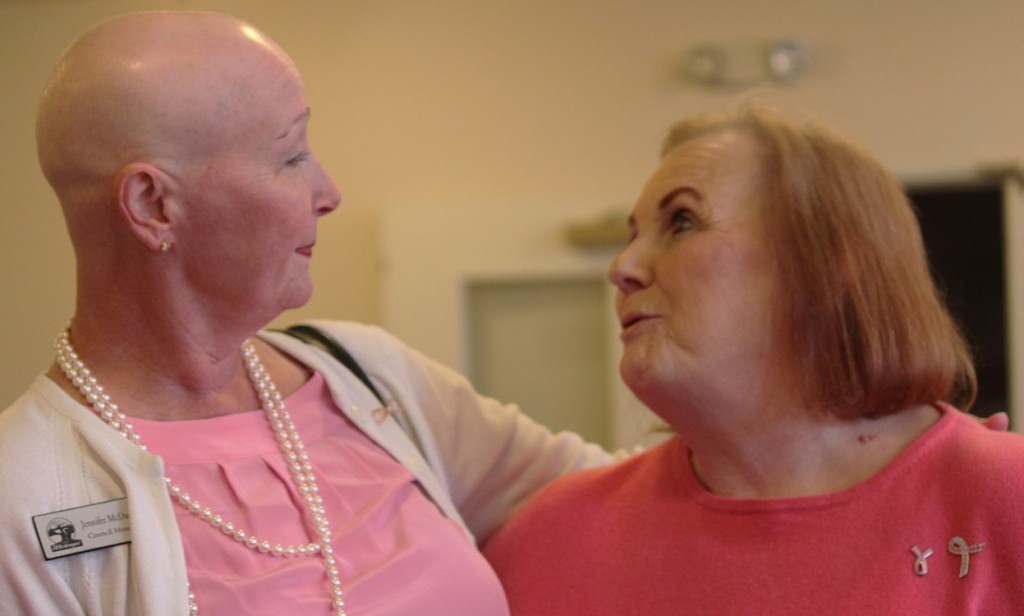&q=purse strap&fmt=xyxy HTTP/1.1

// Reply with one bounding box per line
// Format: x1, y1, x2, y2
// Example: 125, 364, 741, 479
277, 324, 388, 407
